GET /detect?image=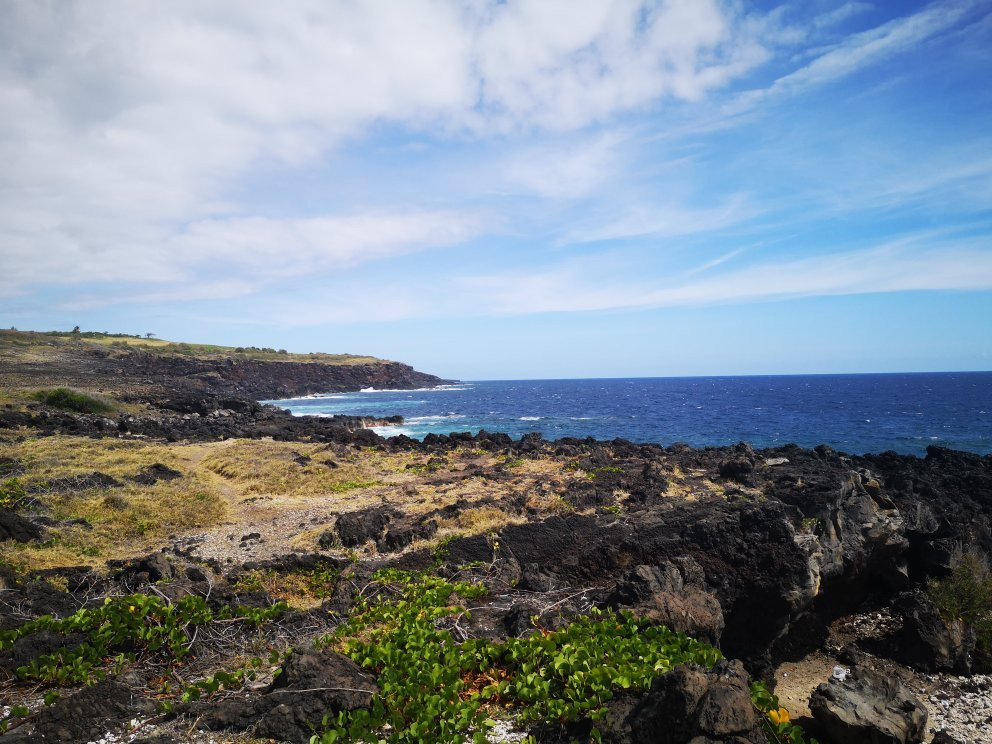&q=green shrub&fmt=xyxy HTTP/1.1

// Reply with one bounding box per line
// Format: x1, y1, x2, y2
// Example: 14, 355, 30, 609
0, 478, 27, 509
30, 388, 113, 414
929, 545, 992, 667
